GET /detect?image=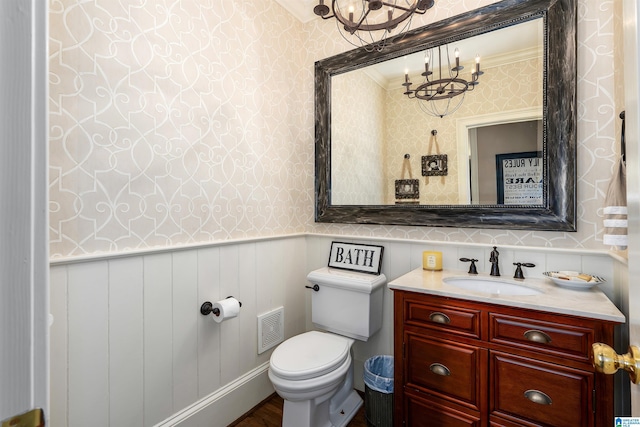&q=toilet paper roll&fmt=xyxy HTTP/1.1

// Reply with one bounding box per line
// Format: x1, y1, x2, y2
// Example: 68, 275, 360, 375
211, 297, 240, 323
